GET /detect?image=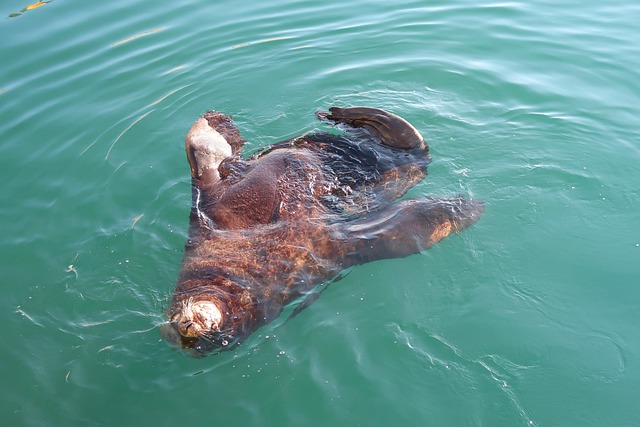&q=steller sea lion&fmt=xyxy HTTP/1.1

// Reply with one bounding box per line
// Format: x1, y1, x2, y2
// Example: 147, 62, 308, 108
161, 107, 484, 355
